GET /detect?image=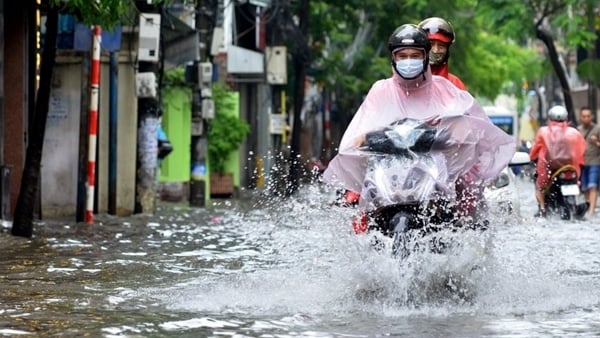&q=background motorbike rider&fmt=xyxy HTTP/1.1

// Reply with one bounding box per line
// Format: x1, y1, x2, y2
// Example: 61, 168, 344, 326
418, 17, 467, 91
529, 105, 585, 217
322, 24, 515, 232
